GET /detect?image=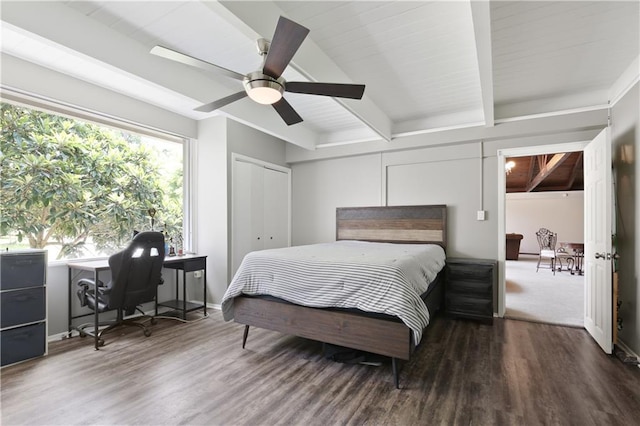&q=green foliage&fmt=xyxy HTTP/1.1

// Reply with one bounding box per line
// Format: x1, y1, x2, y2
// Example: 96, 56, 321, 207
0, 103, 183, 259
